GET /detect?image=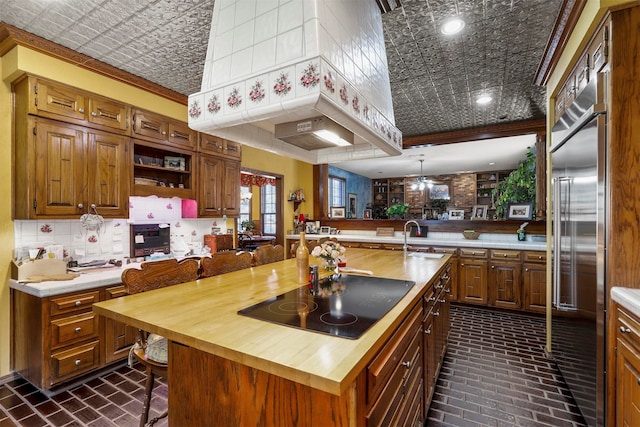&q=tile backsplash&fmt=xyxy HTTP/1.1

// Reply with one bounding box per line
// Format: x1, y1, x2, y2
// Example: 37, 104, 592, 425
14, 218, 232, 263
